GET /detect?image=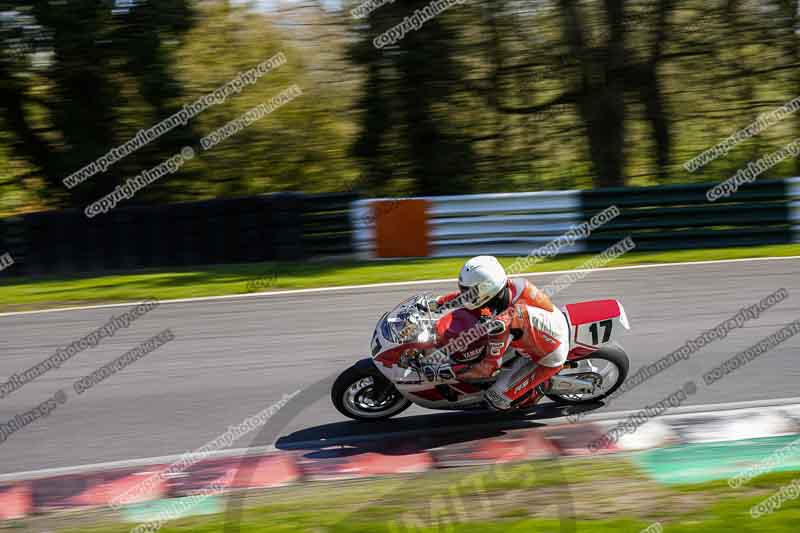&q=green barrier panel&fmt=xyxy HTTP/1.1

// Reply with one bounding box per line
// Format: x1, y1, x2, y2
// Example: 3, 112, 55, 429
121, 495, 223, 524
581, 179, 794, 251
634, 435, 800, 485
